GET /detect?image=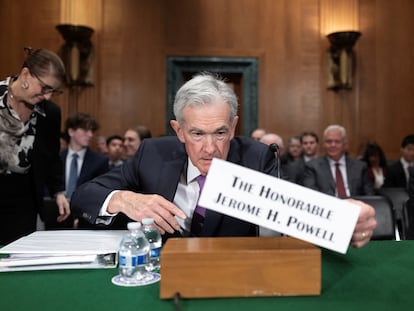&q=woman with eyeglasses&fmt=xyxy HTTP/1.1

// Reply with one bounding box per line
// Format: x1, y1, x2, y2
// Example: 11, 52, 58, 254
0, 48, 71, 245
